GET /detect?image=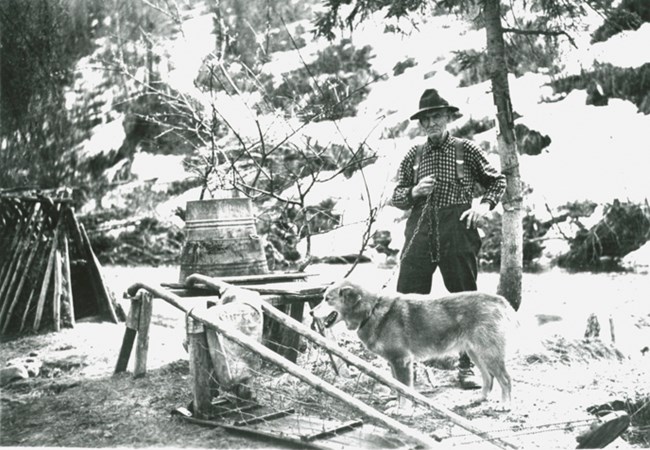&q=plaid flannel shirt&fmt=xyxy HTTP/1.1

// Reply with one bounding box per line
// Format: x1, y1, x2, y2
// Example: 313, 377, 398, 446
391, 134, 506, 210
